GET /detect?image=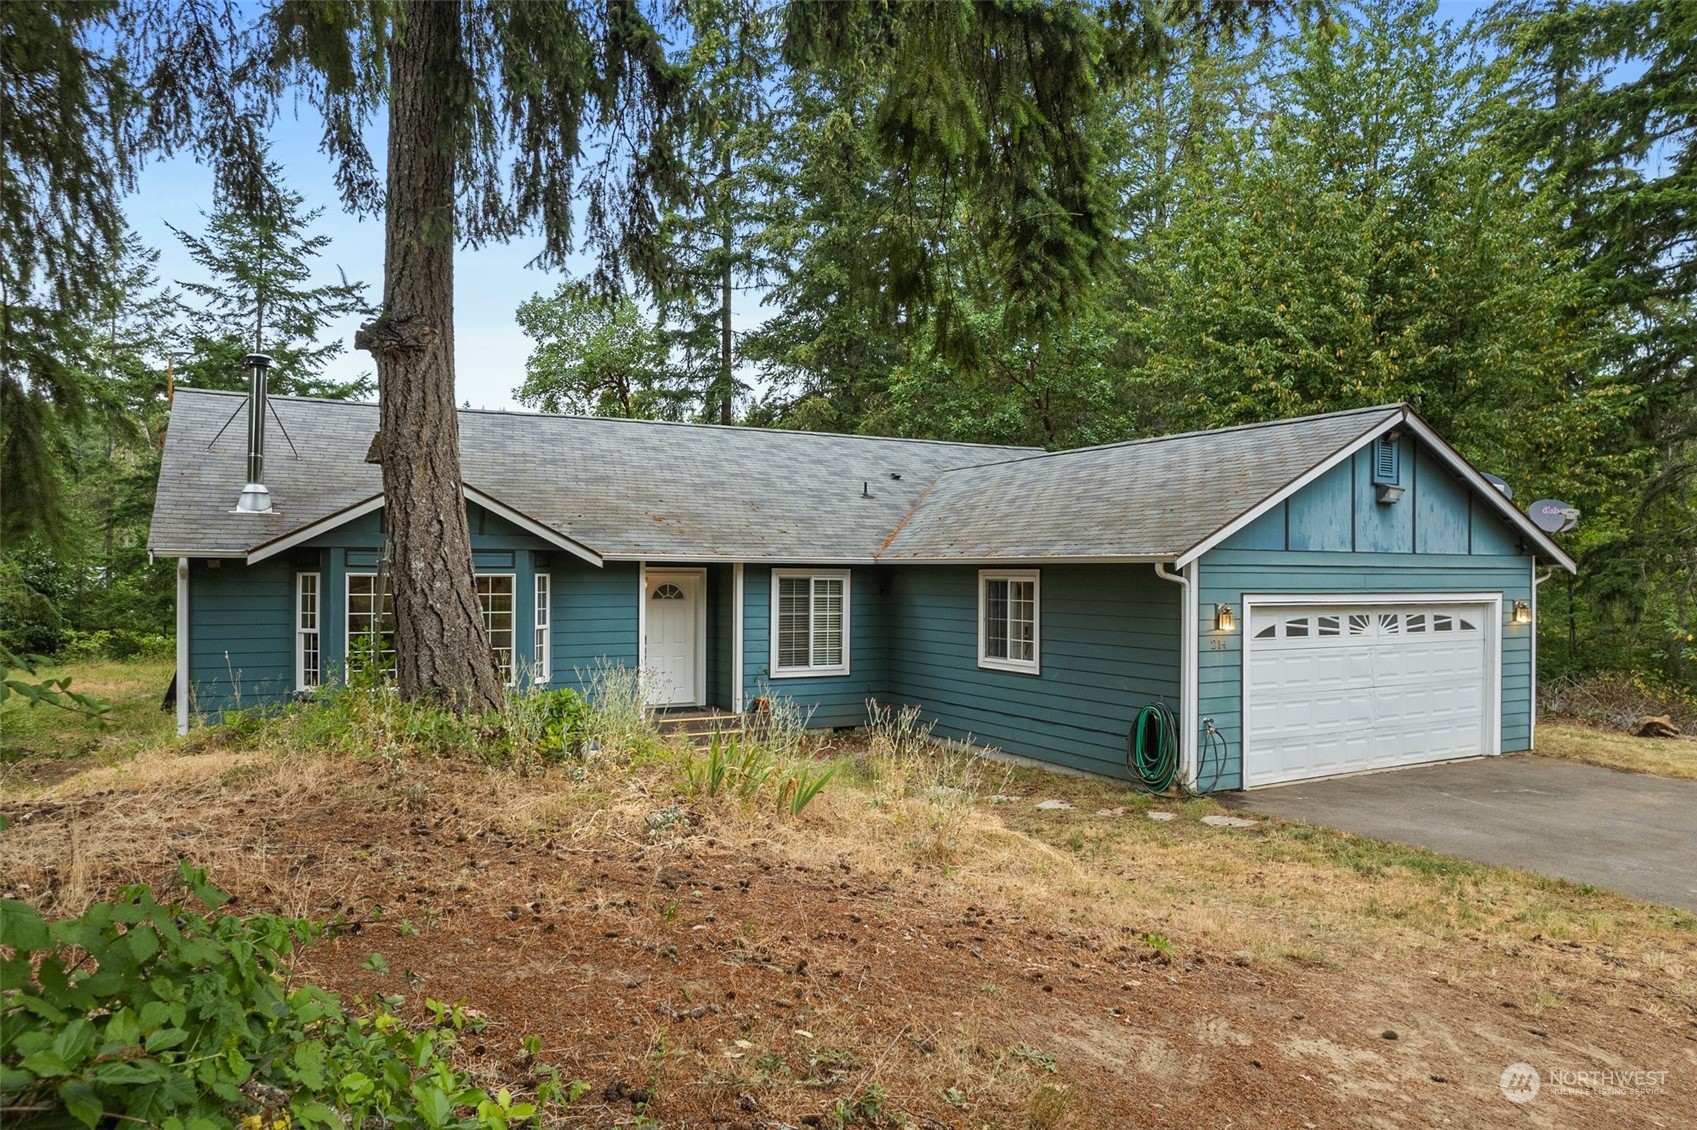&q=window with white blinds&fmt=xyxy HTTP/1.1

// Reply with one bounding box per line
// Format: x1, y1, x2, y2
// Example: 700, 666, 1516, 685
772, 571, 850, 677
